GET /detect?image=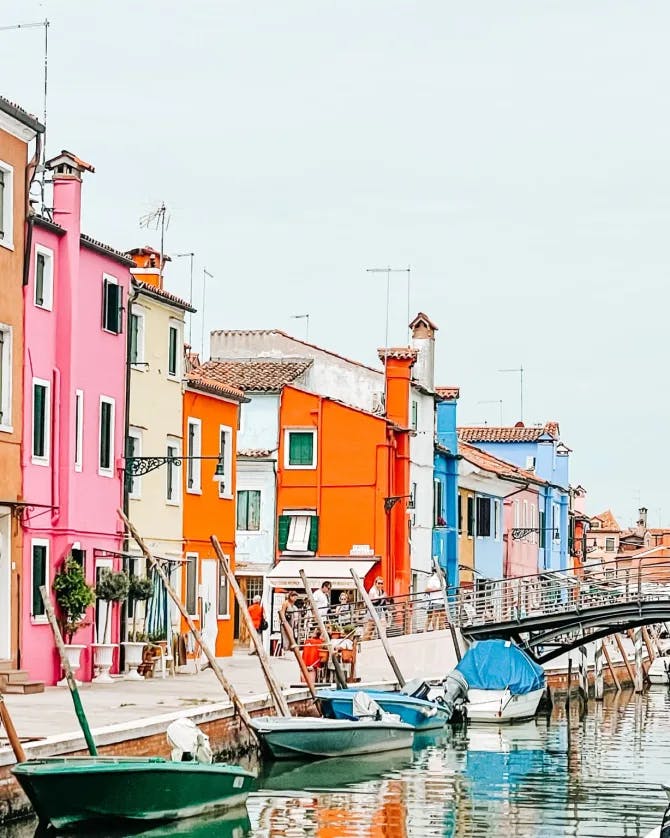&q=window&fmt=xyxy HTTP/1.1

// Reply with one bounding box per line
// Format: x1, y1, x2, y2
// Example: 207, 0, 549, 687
467, 497, 474, 537
168, 321, 180, 378
129, 306, 145, 366
32, 378, 50, 464
237, 489, 261, 531
605, 537, 615, 552
71, 547, 86, 570
218, 425, 233, 499
98, 396, 115, 476
530, 504, 537, 543
458, 494, 462, 534
539, 510, 546, 549
433, 478, 444, 526
552, 504, 560, 541
34, 245, 54, 310
411, 400, 418, 431
0, 324, 12, 431
31, 540, 49, 621
514, 500, 520, 528
127, 427, 142, 498
523, 500, 528, 528
0, 161, 14, 249
185, 553, 198, 616
476, 497, 492, 538
494, 499, 500, 539
166, 437, 181, 504
102, 274, 123, 334
186, 418, 201, 491
74, 390, 84, 471
217, 565, 230, 618
409, 482, 417, 510
285, 429, 316, 469
278, 512, 319, 553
